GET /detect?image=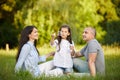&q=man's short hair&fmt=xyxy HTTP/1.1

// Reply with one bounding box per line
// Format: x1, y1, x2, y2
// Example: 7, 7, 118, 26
86, 27, 96, 38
